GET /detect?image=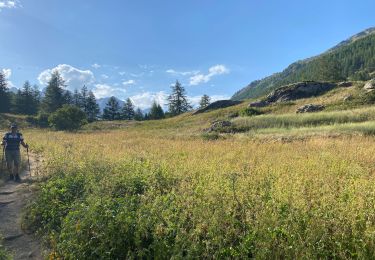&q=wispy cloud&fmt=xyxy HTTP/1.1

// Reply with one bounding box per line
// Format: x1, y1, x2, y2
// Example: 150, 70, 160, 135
0, 0, 21, 10
166, 69, 200, 76
189, 64, 229, 85
122, 79, 135, 86
101, 74, 109, 79
91, 63, 101, 69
